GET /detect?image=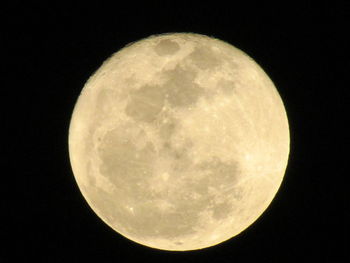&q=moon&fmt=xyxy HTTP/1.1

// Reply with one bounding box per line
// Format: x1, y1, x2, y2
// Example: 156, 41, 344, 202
68, 33, 289, 251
